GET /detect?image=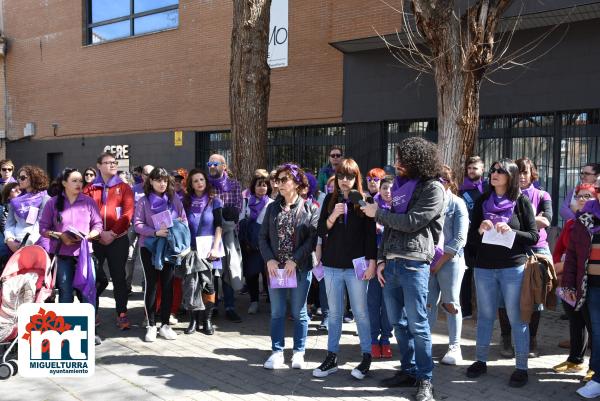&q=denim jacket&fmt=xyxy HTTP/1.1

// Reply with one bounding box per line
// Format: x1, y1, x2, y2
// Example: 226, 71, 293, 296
443, 192, 469, 257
